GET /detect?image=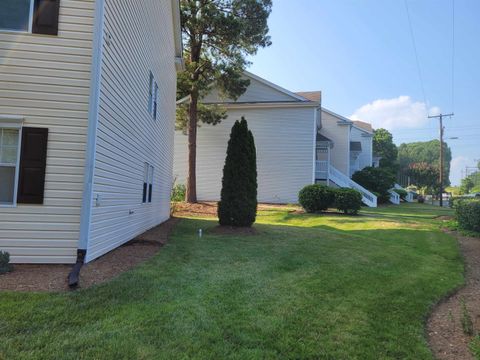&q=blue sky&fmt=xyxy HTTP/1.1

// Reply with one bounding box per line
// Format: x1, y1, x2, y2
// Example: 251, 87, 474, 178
248, 0, 480, 185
